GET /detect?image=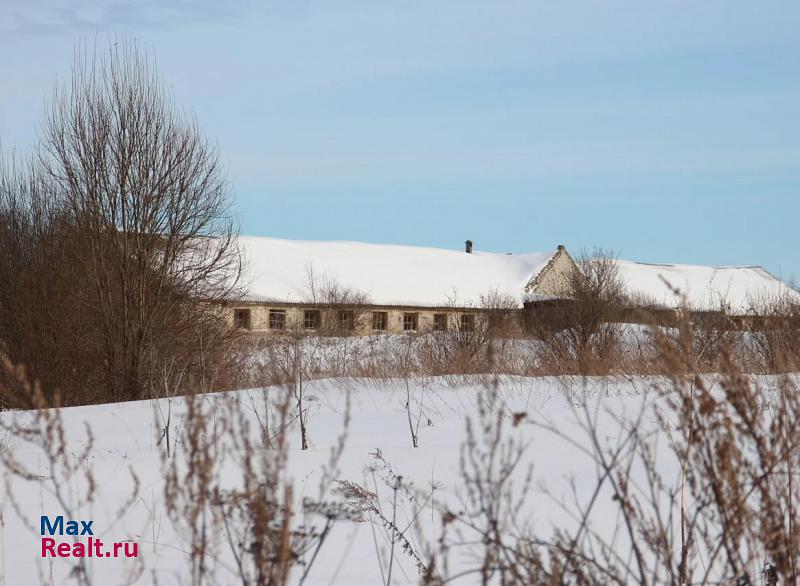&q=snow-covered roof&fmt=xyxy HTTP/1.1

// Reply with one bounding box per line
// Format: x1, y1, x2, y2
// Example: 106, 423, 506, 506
617, 259, 799, 315
236, 236, 559, 308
